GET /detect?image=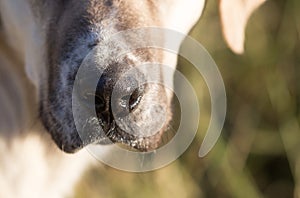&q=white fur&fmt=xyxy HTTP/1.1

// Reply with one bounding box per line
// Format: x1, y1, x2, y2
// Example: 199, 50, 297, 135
0, 135, 93, 198
0, 41, 94, 197
0, 0, 47, 90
